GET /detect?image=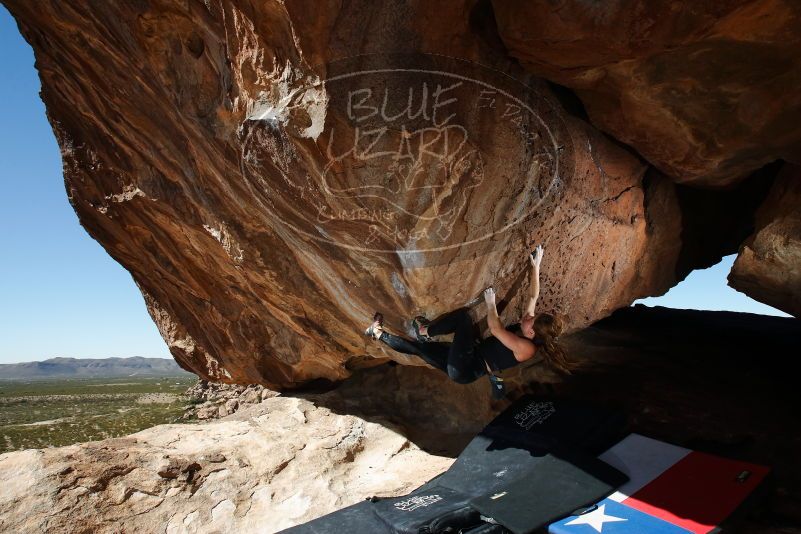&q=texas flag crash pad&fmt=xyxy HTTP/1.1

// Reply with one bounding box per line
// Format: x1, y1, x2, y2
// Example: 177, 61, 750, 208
549, 433, 770, 534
